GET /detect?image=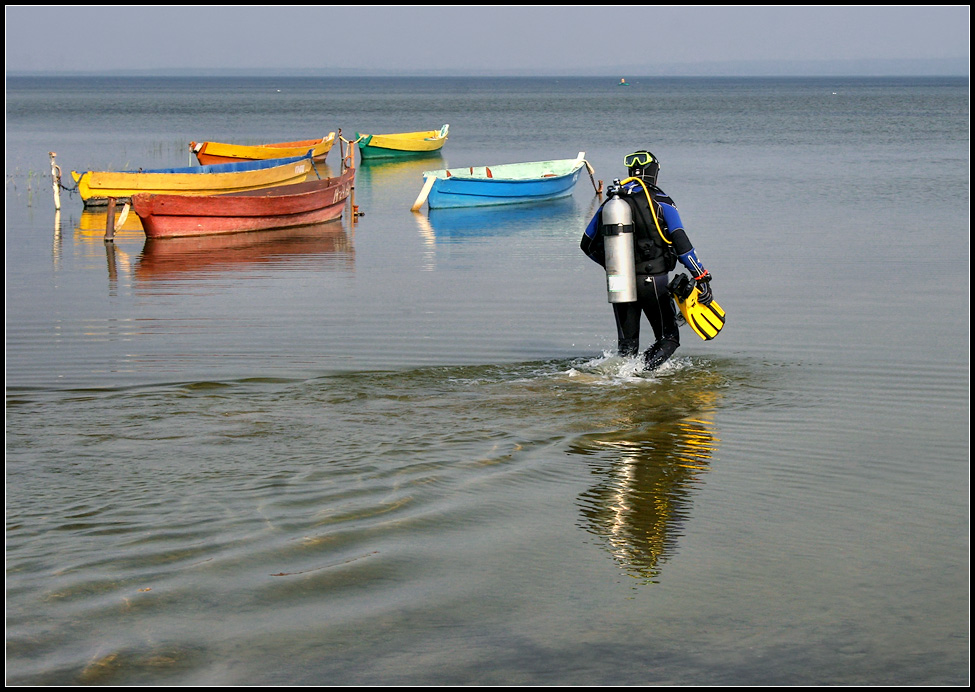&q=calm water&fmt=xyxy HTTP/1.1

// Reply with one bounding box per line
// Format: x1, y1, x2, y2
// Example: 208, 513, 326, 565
5, 76, 969, 685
